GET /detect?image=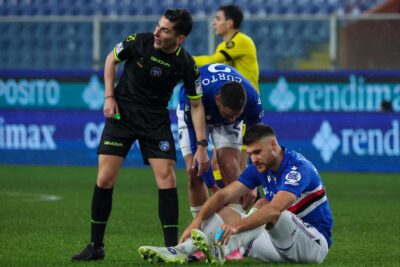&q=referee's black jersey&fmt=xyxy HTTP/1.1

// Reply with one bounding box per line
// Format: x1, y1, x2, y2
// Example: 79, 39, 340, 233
113, 32, 202, 108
